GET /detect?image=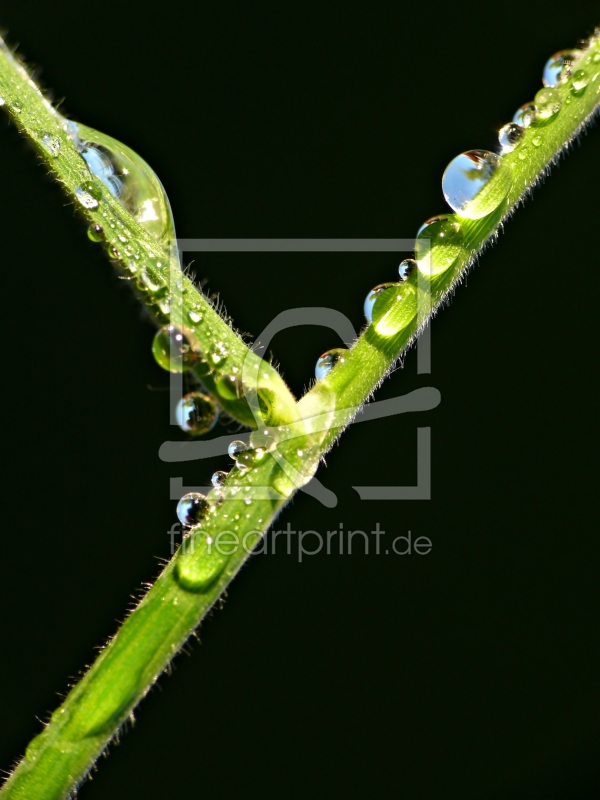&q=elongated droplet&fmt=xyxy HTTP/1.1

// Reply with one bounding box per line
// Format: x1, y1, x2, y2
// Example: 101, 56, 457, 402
41, 133, 60, 157
74, 123, 175, 244
364, 283, 395, 324
175, 533, 230, 593
216, 373, 243, 401
398, 258, 417, 281
543, 50, 580, 87
176, 392, 218, 435
75, 182, 101, 210
87, 224, 104, 242
442, 150, 512, 219
371, 283, 417, 337
498, 122, 525, 153
571, 70, 589, 93
177, 493, 209, 527
534, 87, 562, 120
512, 102, 536, 128
152, 325, 201, 373
415, 215, 464, 277
315, 349, 346, 381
